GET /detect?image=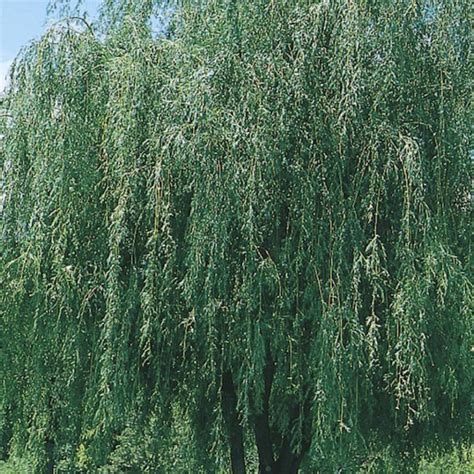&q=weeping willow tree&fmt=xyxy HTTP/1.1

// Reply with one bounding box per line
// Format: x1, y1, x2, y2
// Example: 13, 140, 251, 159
0, 0, 472, 472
